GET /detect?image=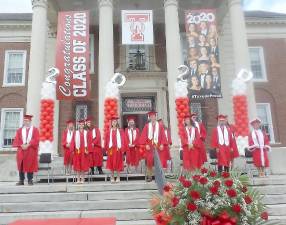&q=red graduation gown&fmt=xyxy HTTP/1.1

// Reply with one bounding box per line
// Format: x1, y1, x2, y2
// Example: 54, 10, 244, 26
124, 128, 140, 167
61, 129, 74, 166
88, 127, 103, 167
104, 129, 126, 172
139, 122, 168, 169
248, 130, 270, 168
196, 122, 208, 165
70, 130, 90, 172
181, 127, 203, 170
228, 125, 239, 160
12, 127, 40, 173
211, 126, 234, 167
